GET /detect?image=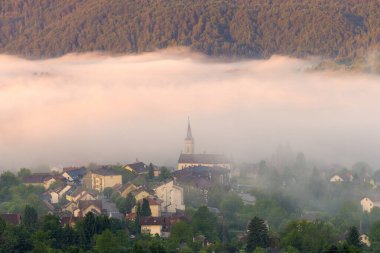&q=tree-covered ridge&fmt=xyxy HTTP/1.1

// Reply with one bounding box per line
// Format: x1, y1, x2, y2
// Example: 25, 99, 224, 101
0, 0, 378, 59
